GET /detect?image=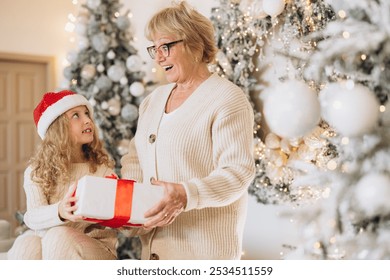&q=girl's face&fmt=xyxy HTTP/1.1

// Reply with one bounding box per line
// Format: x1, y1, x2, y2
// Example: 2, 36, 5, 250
65, 105, 94, 147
